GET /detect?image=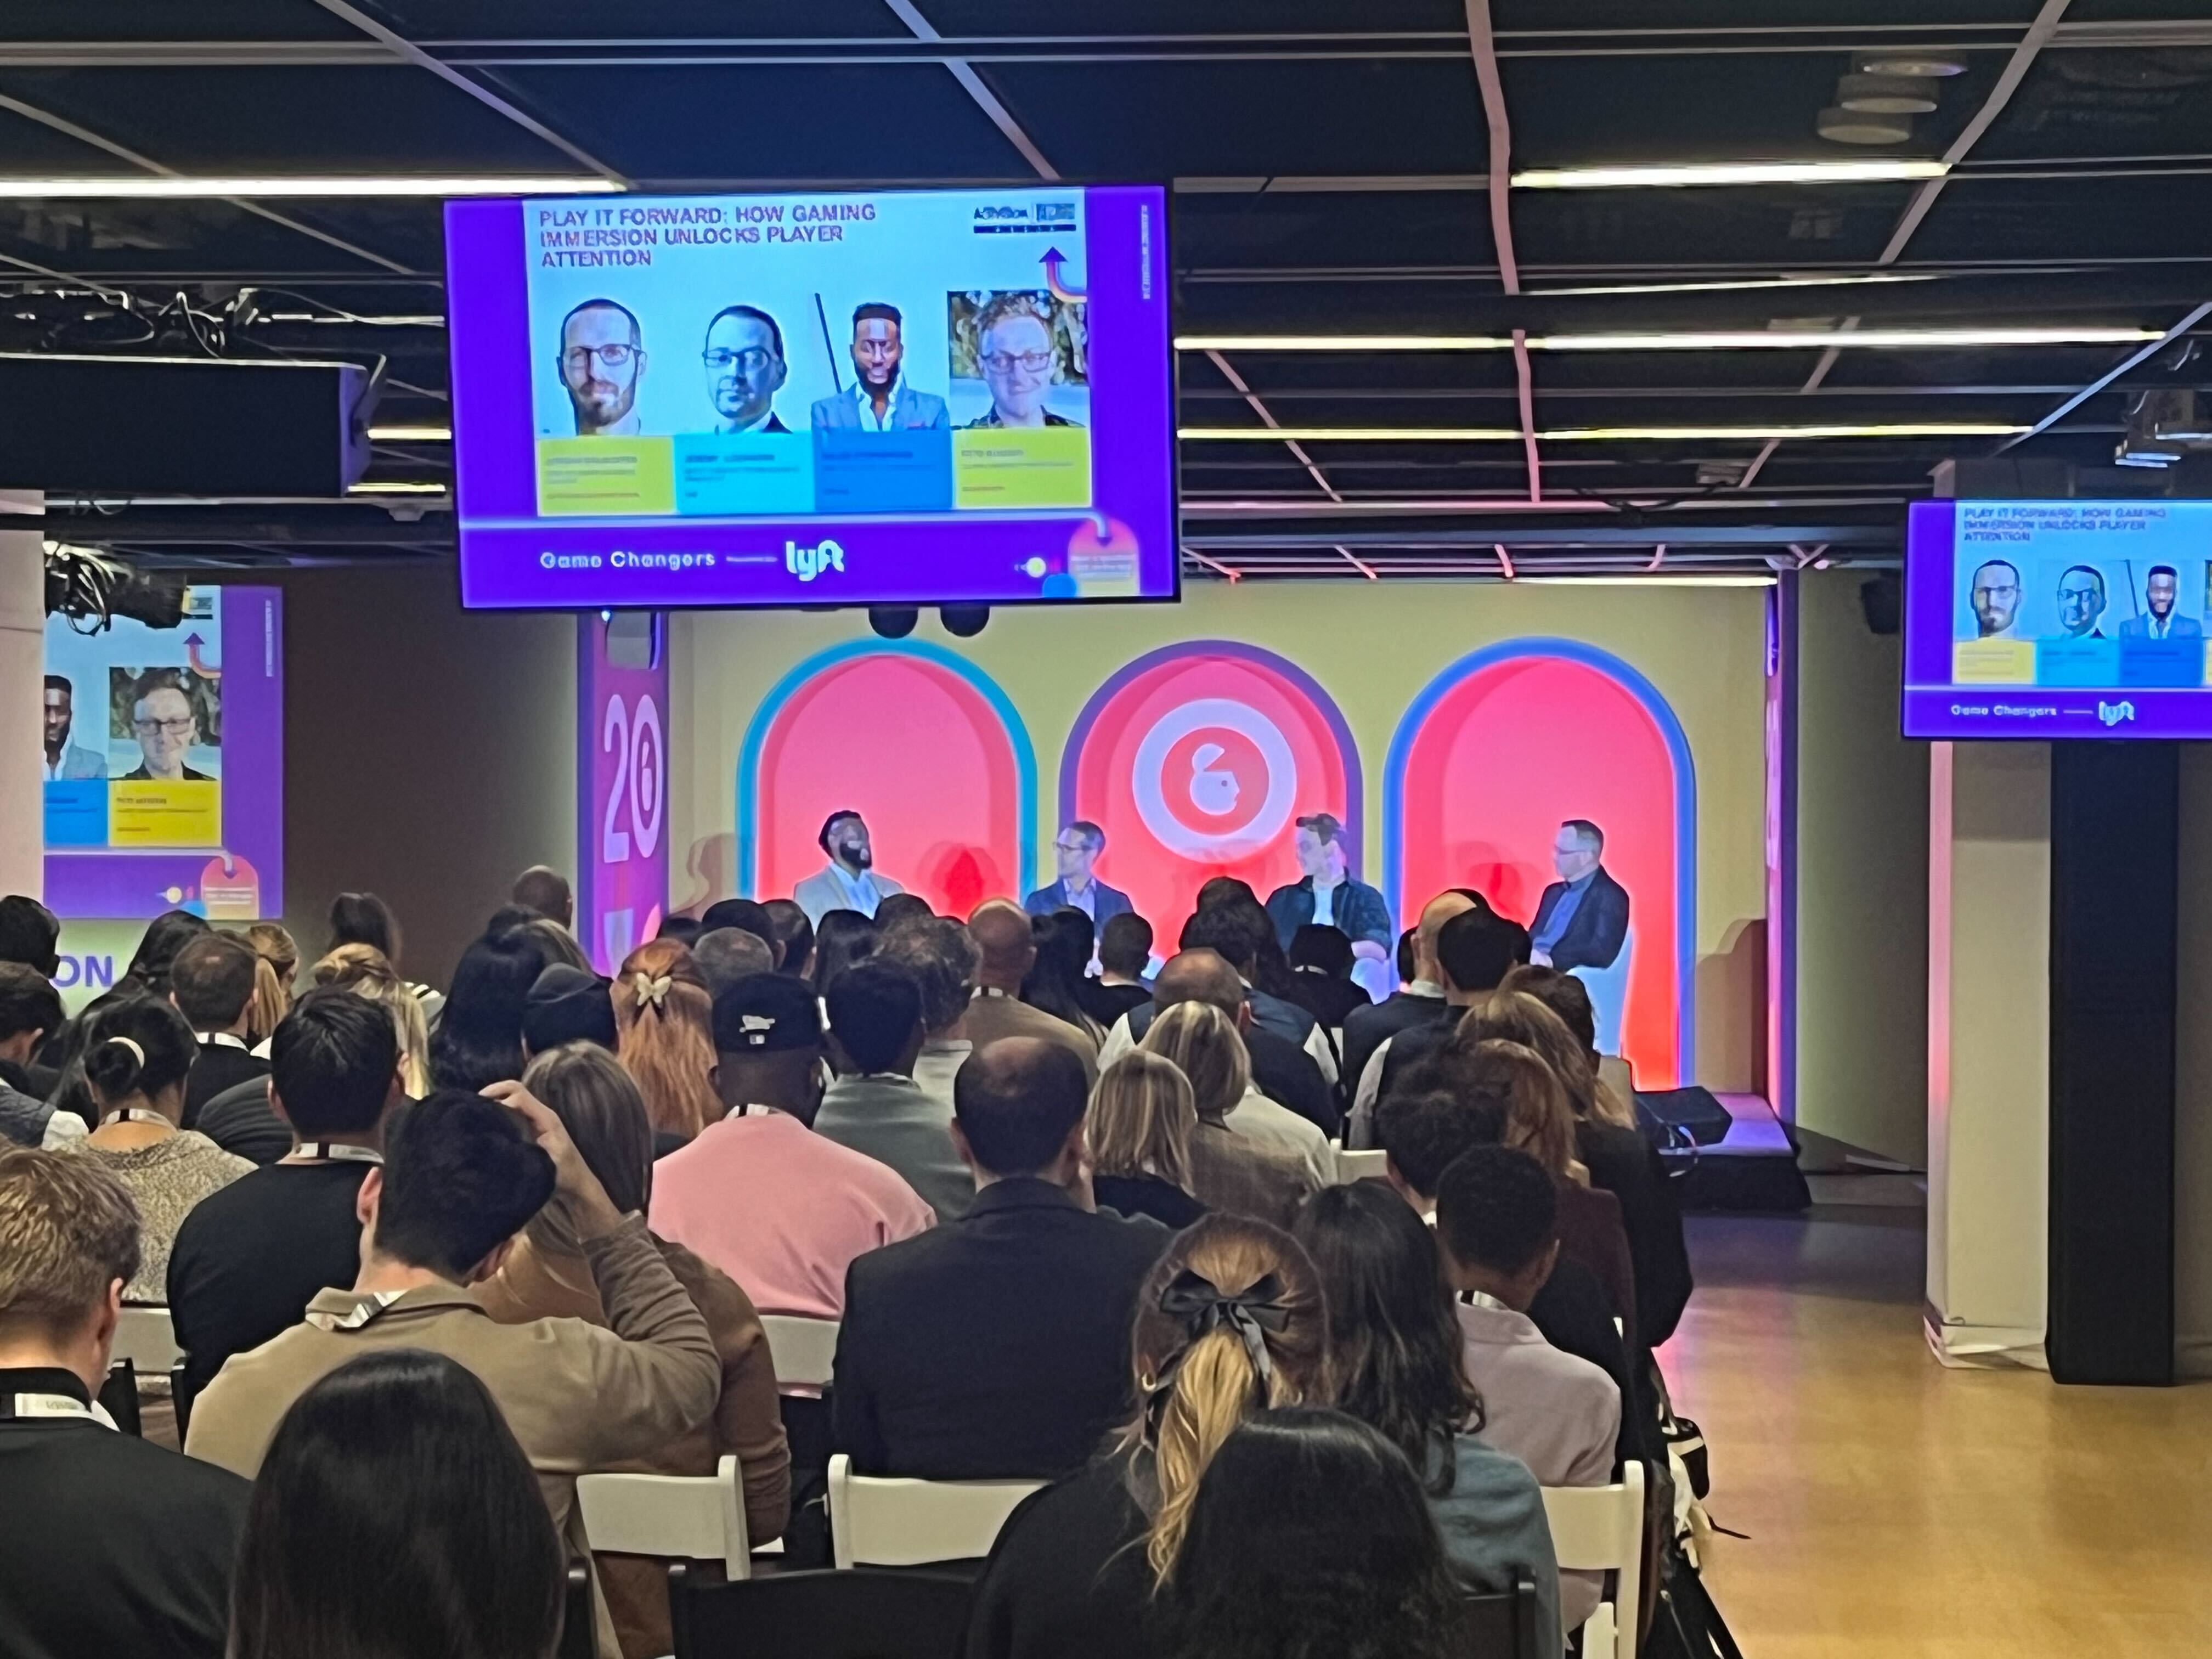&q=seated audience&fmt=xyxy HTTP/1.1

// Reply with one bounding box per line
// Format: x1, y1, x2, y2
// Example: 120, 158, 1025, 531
966, 1214, 1328, 1659
654, 914, 702, 948
1079, 911, 1156, 1028
244, 922, 300, 1005
834, 1038, 1169, 1479
229, 1348, 561, 1659
326, 890, 443, 1031
1139, 1000, 1317, 1228
172, 932, 272, 1126
1146, 954, 1335, 1182
0, 965, 65, 1146
650, 974, 932, 1319
611, 939, 720, 1146
428, 927, 544, 1090
877, 915, 980, 1112
964, 900, 1101, 1076
816, 960, 972, 1221
521, 963, 619, 1058
310, 944, 433, 1094
1103, 902, 1333, 1077
697, 898, 783, 965
1088, 1051, 1208, 1229
1112, 946, 1337, 1136
0, 892, 63, 979
1437, 1144, 1621, 1633
1022, 907, 1108, 1047
479, 1043, 791, 1655
1282, 922, 1372, 1031
1341, 891, 1479, 1096
875, 891, 936, 930
761, 899, 814, 979
1349, 904, 1530, 1145
511, 864, 575, 930
809, 908, 879, 995
59, 996, 251, 1300
168, 990, 404, 1407
692, 926, 775, 996
117, 908, 211, 1000
1292, 1182, 1561, 1651
520, 916, 593, 975
239, 927, 295, 1052
0, 1149, 251, 1659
